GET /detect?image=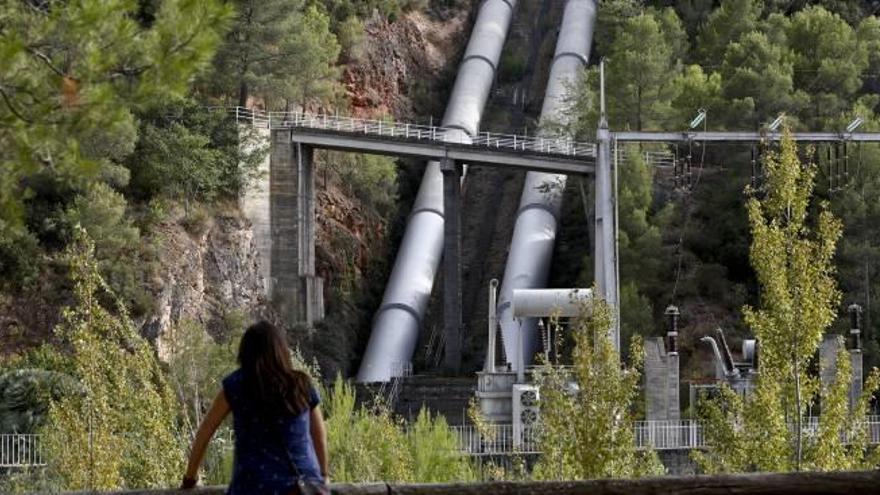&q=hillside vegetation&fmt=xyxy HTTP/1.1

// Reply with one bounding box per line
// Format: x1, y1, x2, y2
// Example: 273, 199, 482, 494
3, 0, 880, 489
552, 0, 880, 380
